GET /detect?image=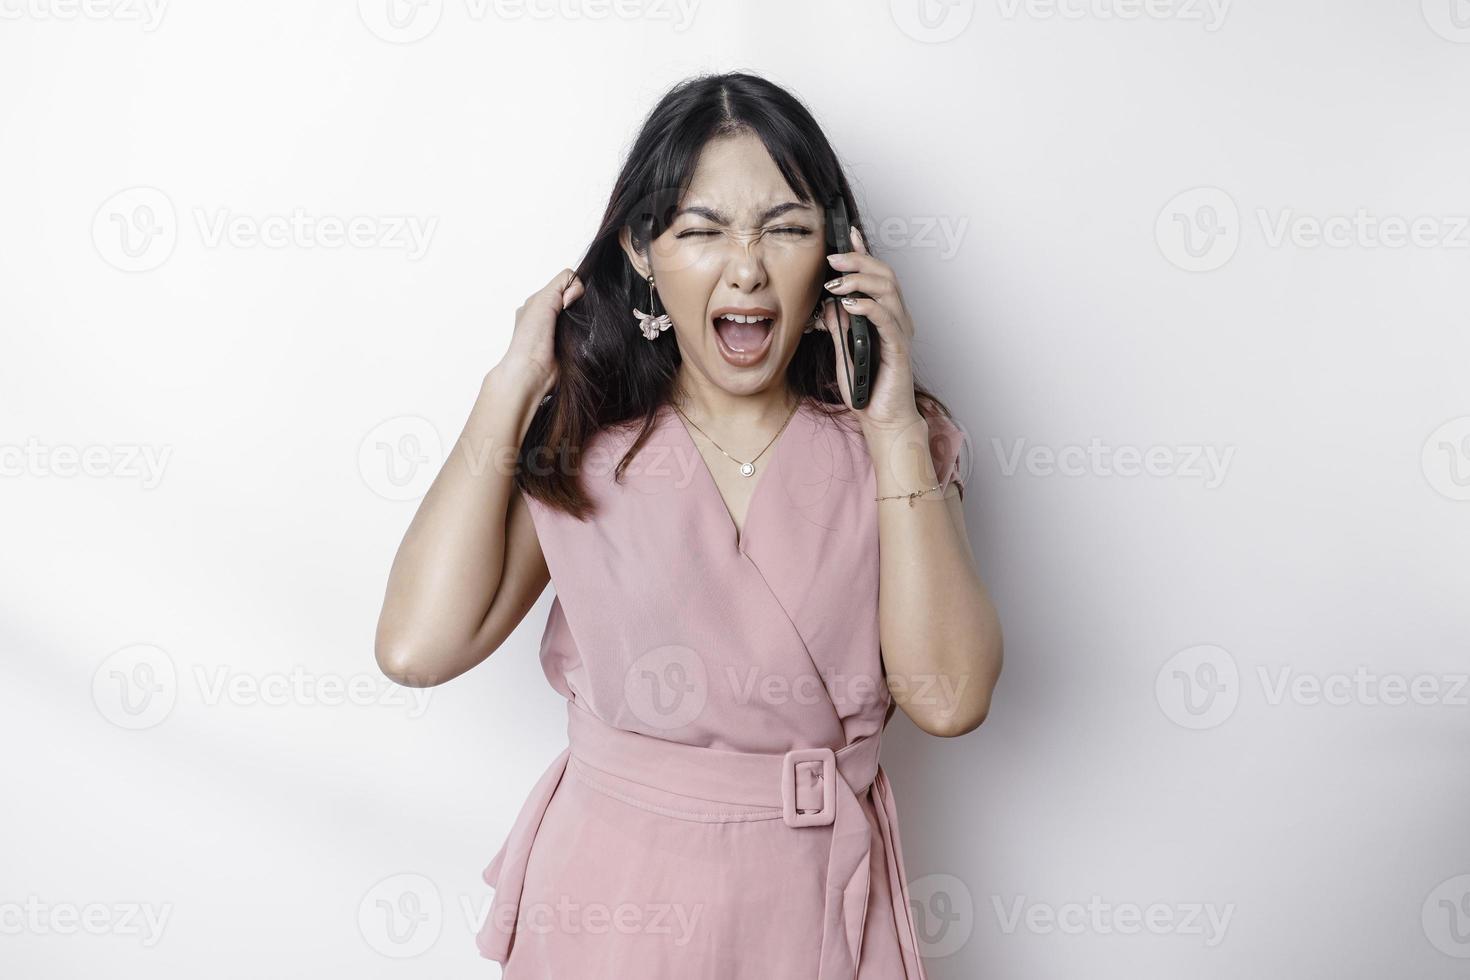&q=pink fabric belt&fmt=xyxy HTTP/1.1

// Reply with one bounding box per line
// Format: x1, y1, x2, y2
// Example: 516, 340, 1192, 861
477, 698, 928, 979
